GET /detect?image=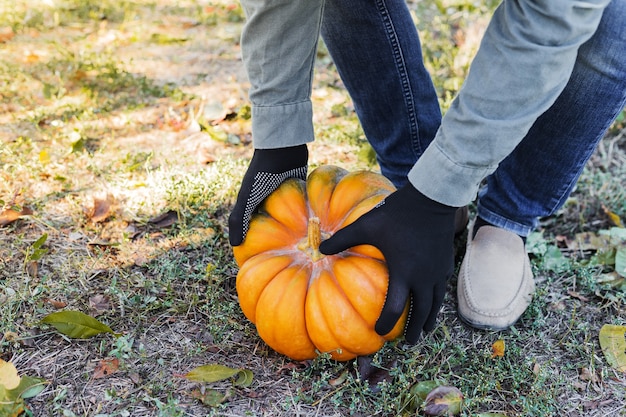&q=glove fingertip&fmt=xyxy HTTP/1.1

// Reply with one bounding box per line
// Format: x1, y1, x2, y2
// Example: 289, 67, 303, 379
318, 238, 341, 255
319, 232, 352, 255
229, 233, 243, 247
374, 317, 397, 336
